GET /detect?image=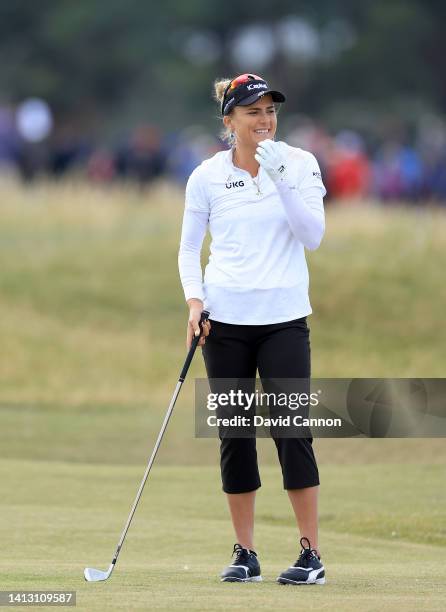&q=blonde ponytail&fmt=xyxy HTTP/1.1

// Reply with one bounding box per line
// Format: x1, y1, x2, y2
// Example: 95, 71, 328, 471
213, 78, 231, 104
213, 78, 234, 145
